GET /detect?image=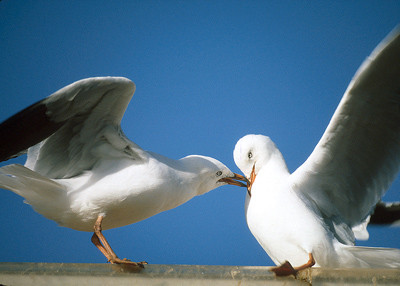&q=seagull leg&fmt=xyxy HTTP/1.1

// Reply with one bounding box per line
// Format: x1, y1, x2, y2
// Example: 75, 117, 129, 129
91, 215, 146, 267
294, 253, 315, 272
91, 233, 112, 260
271, 253, 315, 277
